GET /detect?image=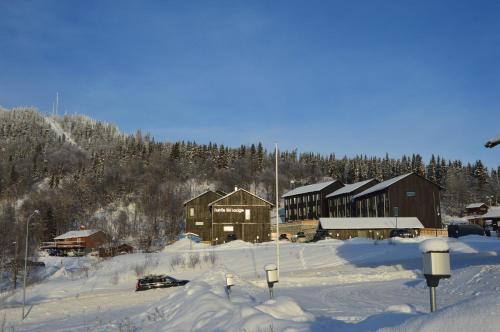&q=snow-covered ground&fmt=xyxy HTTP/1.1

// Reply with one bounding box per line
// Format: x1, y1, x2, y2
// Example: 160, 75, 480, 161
0, 236, 499, 331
